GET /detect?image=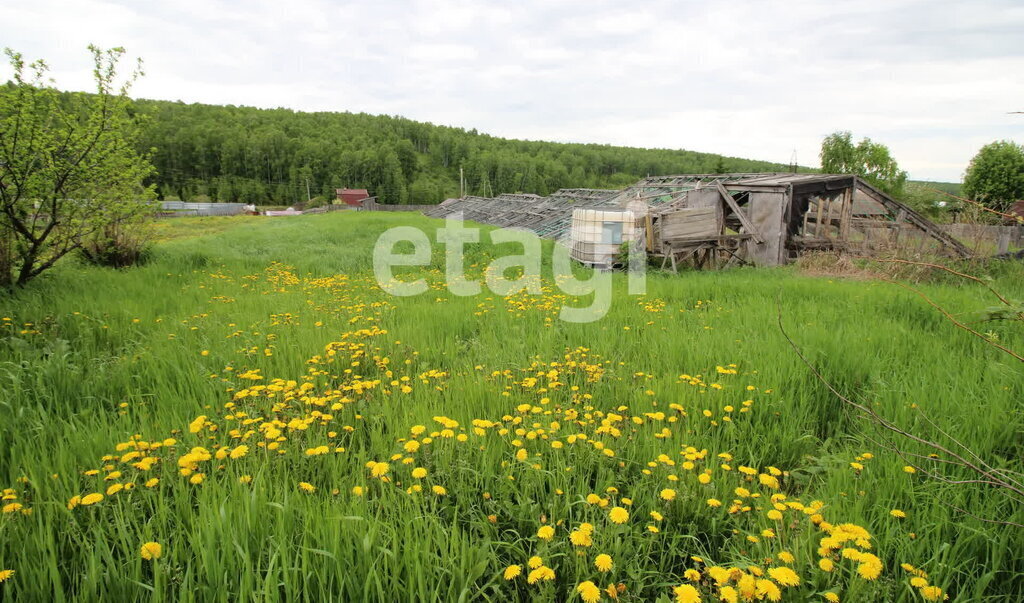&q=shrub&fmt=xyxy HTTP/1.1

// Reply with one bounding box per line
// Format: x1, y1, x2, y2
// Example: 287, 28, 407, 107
78, 214, 153, 268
